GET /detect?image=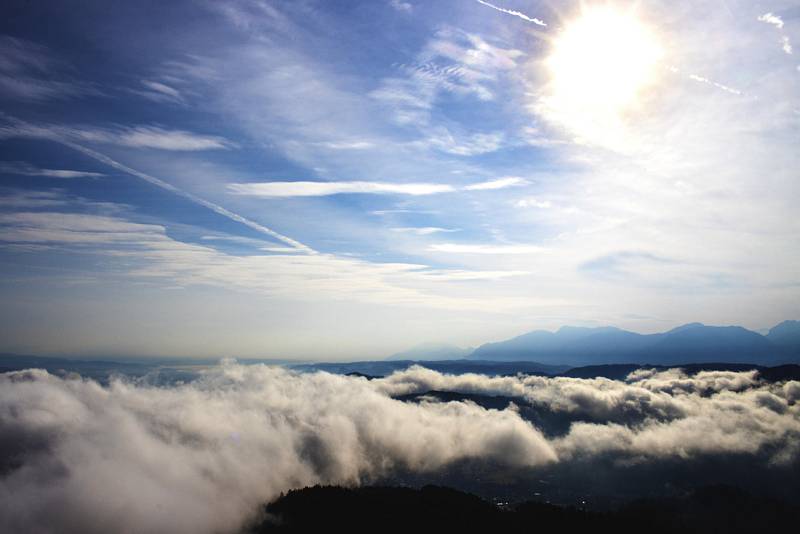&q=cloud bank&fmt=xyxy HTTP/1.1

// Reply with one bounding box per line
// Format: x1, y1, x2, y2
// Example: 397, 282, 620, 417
1, 363, 798, 534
